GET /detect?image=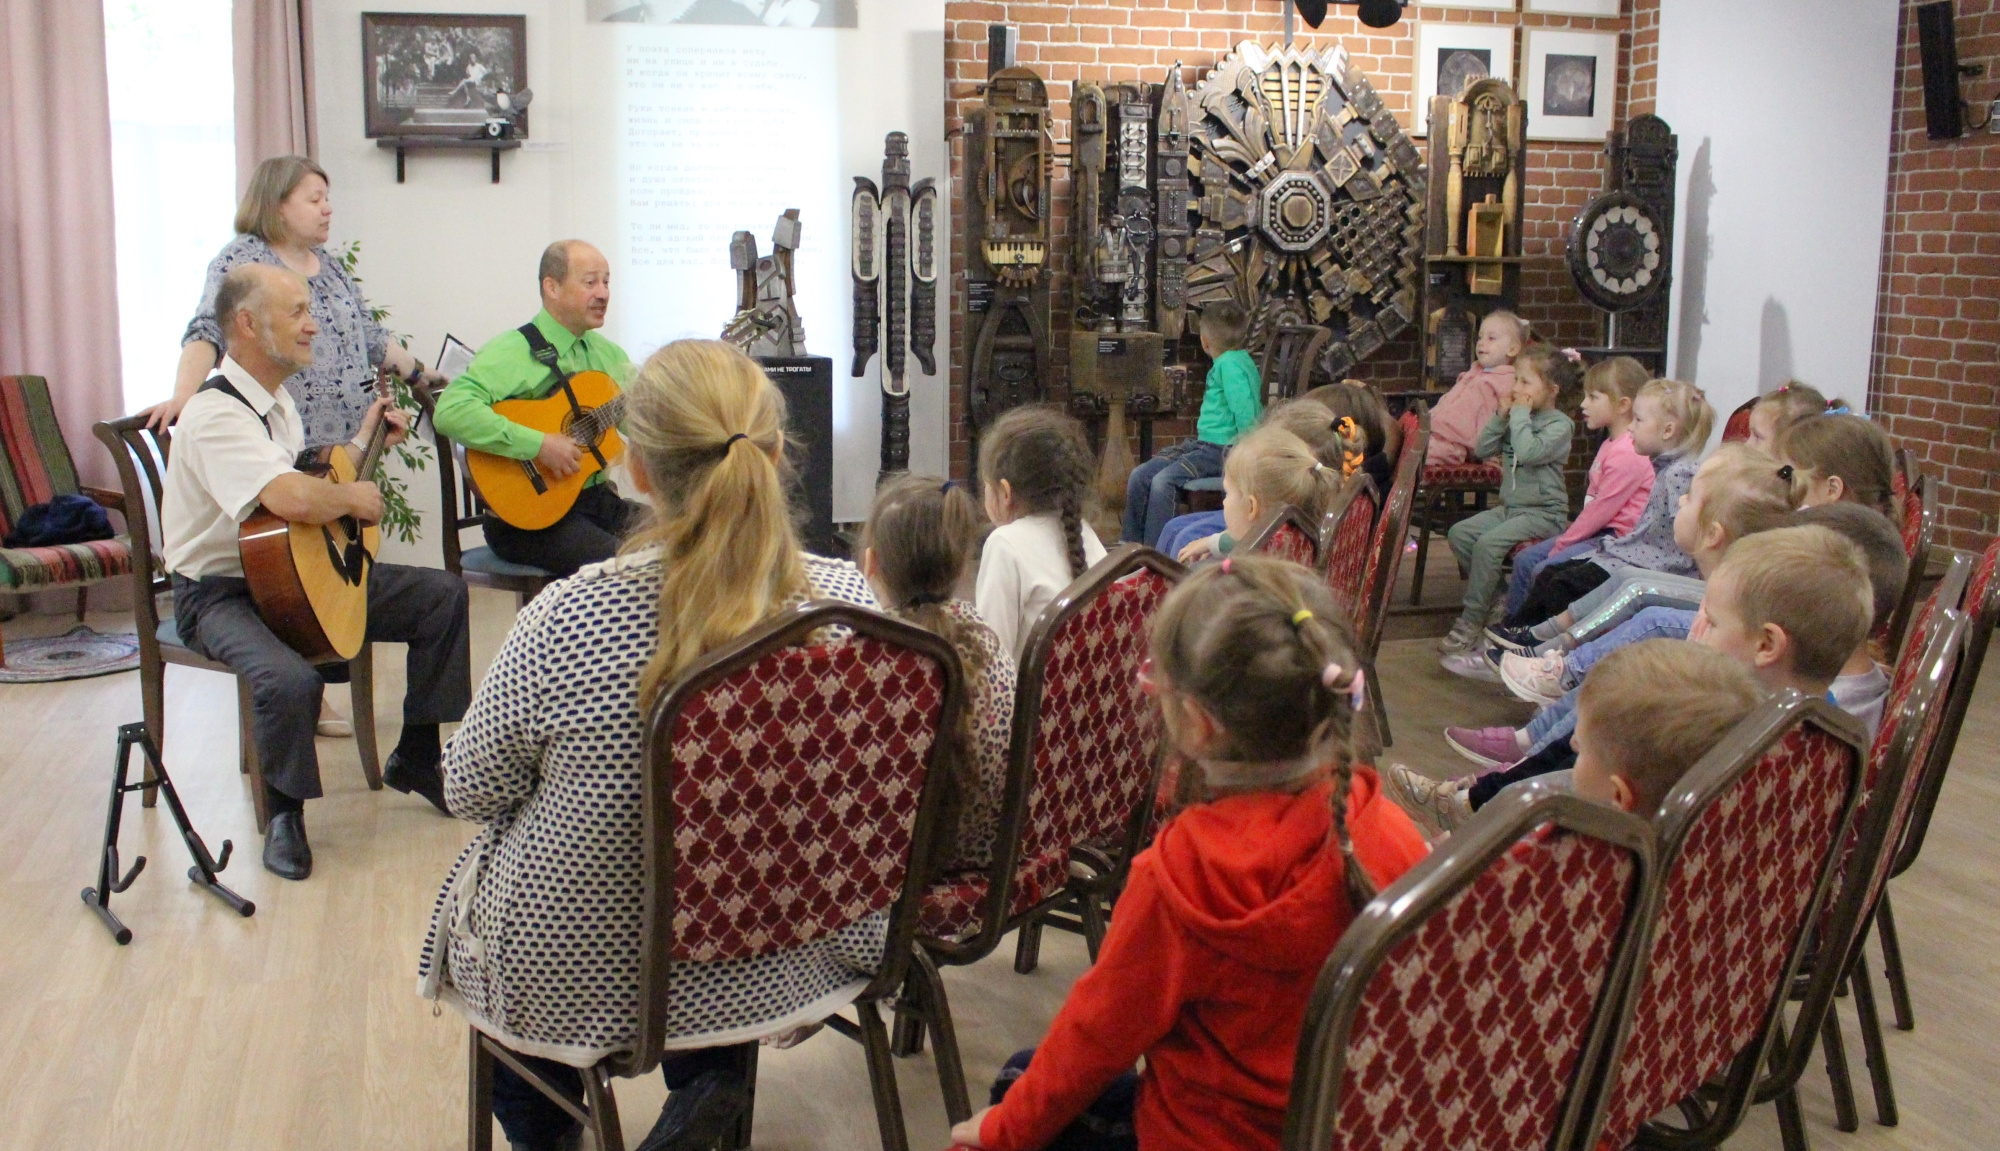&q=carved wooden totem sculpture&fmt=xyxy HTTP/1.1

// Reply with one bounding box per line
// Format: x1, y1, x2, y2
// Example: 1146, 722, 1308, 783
852, 131, 938, 479
1183, 42, 1425, 397
966, 67, 1052, 452
1421, 78, 1528, 387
